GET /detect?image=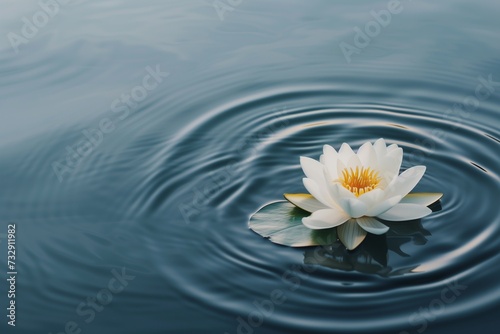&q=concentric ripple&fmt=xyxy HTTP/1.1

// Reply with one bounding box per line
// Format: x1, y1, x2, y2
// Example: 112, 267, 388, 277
140, 78, 500, 333
1, 1, 499, 333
